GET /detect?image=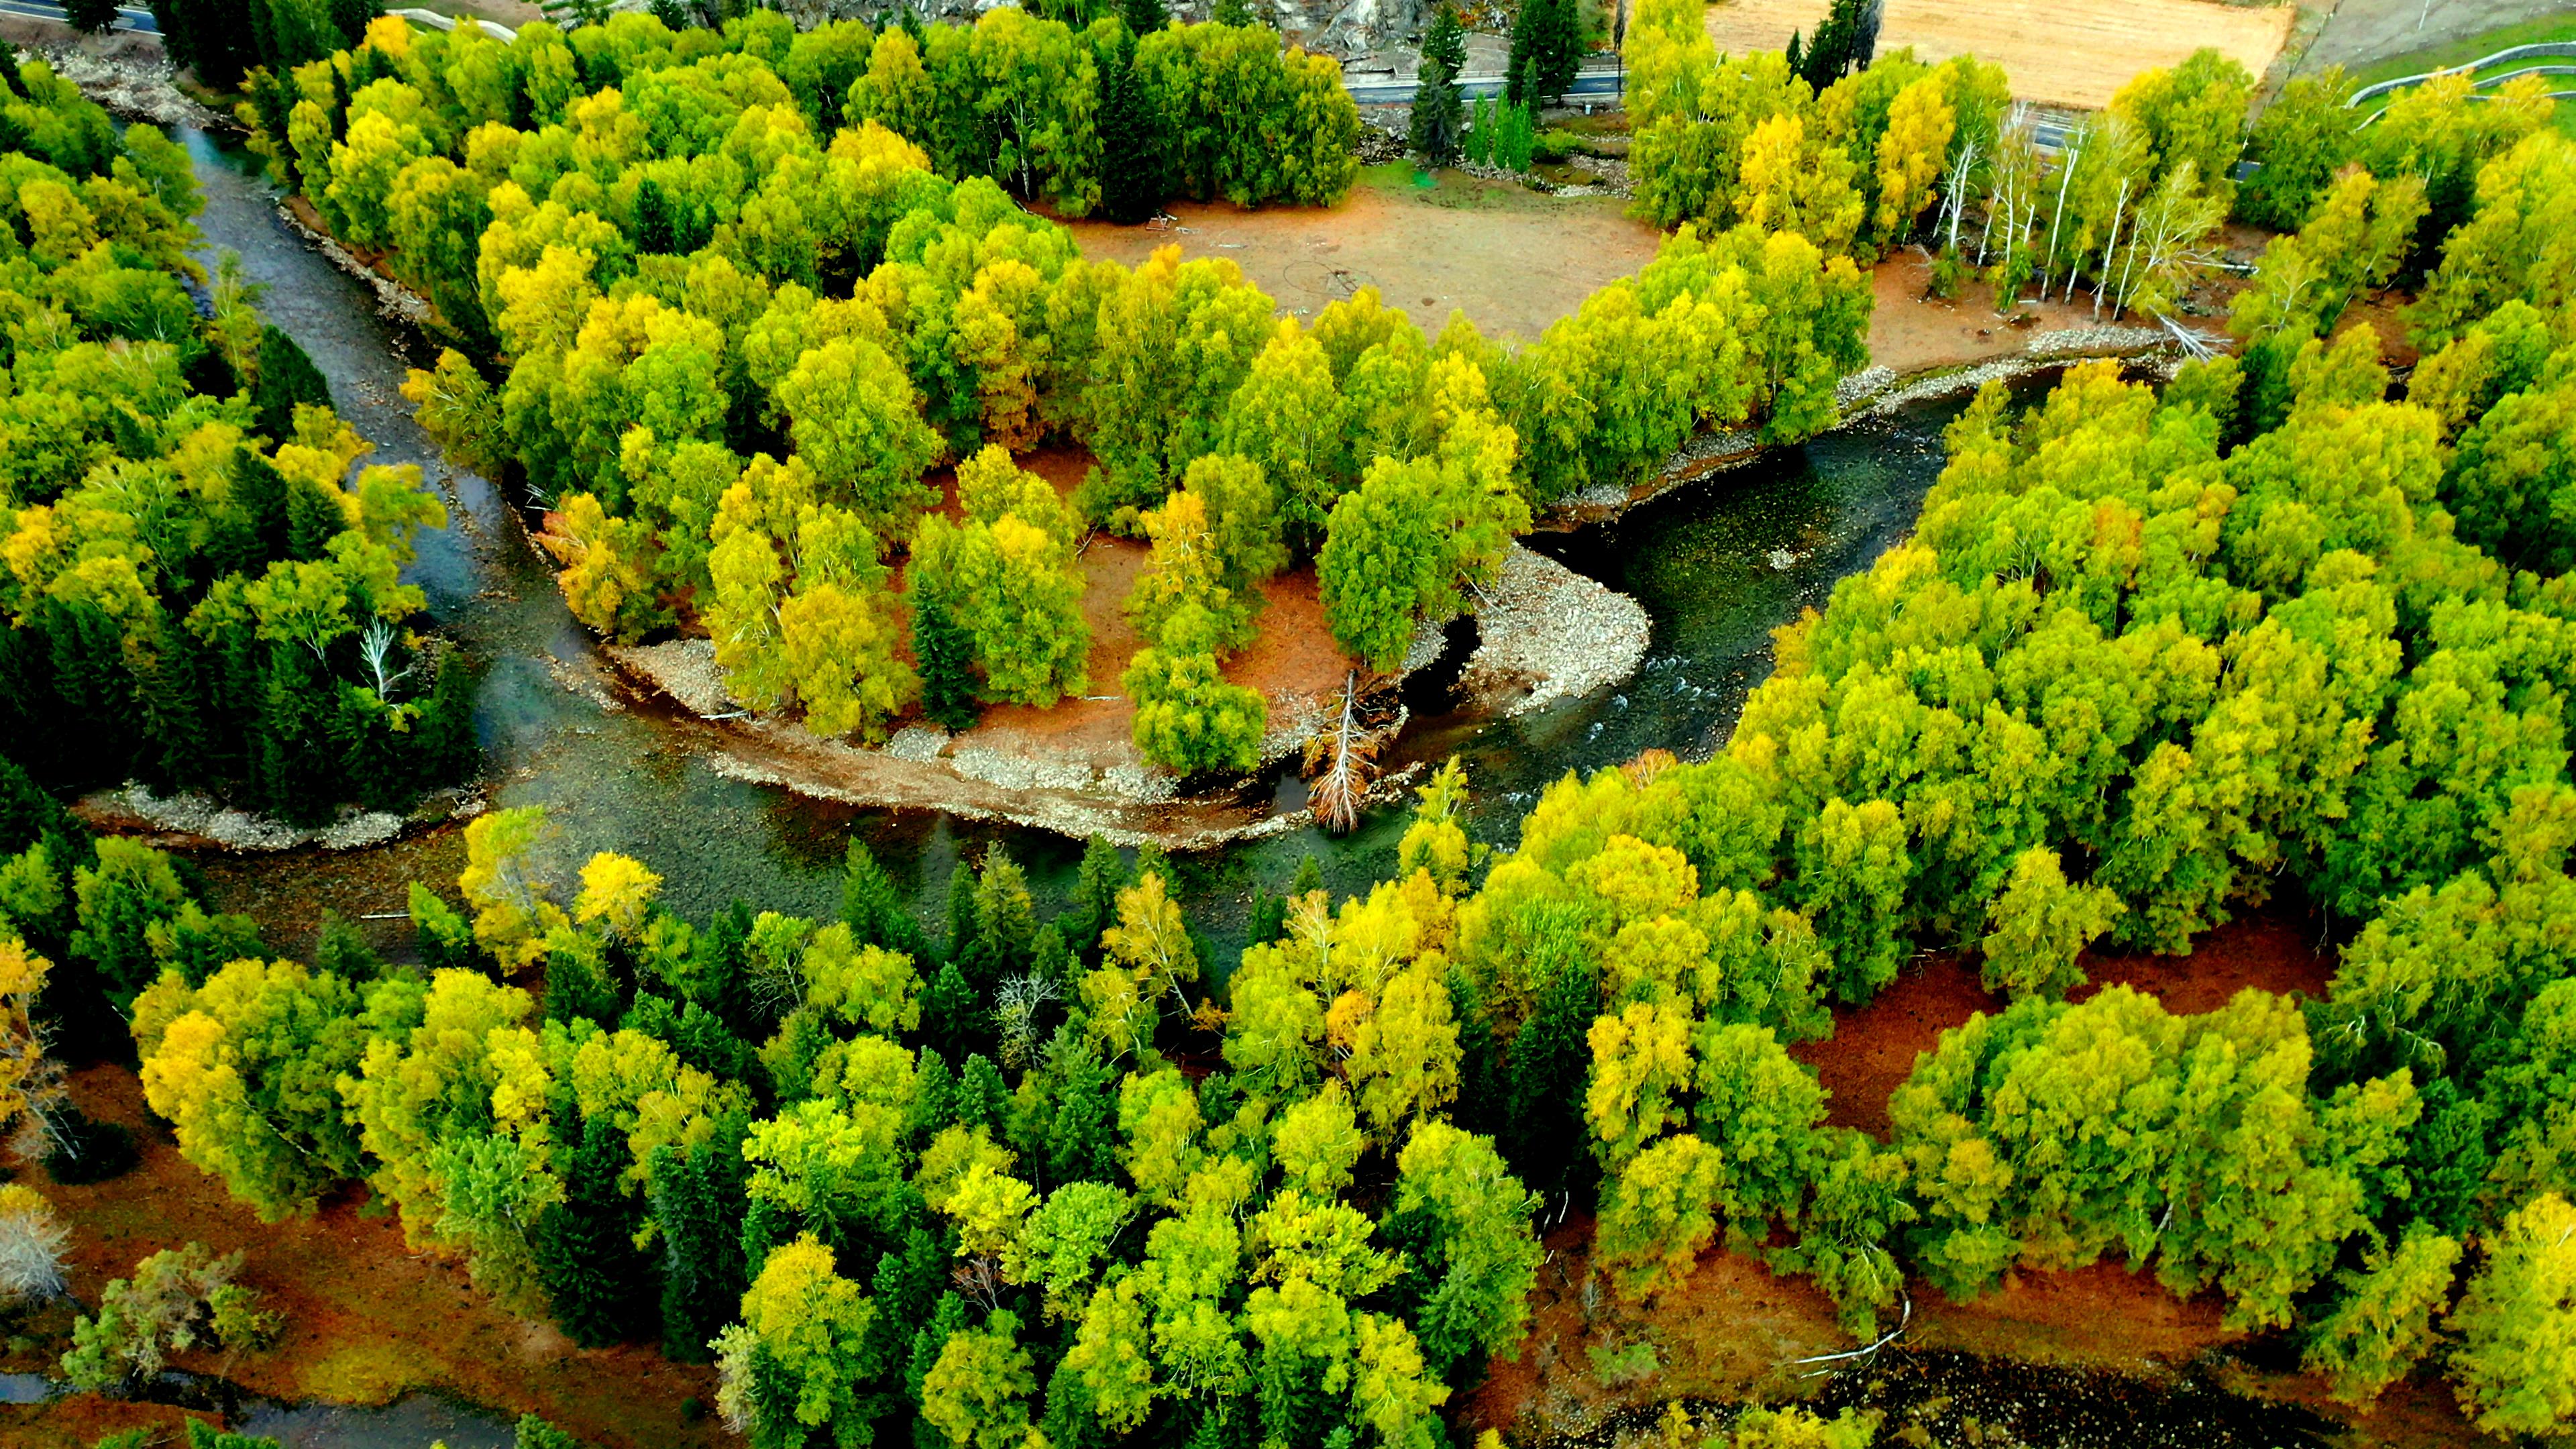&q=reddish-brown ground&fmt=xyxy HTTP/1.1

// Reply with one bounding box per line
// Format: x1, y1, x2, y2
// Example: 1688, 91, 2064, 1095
1796, 905, 2339, 1139
898, 445, 1350, 766
3, 1068, 723, 1449
1060, 168, 1668, 344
